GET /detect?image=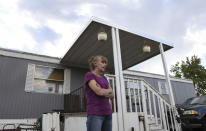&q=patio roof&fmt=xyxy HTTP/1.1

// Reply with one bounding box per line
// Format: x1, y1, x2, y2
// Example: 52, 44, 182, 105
61, 18, 173, 73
